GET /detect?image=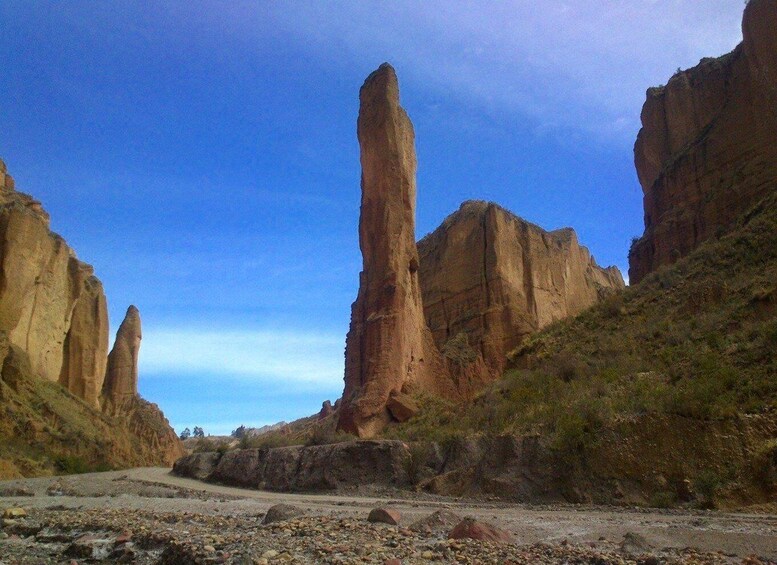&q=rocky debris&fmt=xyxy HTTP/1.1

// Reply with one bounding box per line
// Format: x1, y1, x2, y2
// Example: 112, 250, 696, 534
339, 63, 456, 438
448, 517, 514, 544
386, 392, 419, 423
175, 440, 411, 491
0, 487, 34, 497
620, 531, 654, 557
102, 305, 142, 405
0, 505, 740, 564
629, 0, 777, 283
418, 201, 624, 390
263, 503, 305, 524
367, 508, 401, 525
409, 509, 463, 534
3, 507, 27, 519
